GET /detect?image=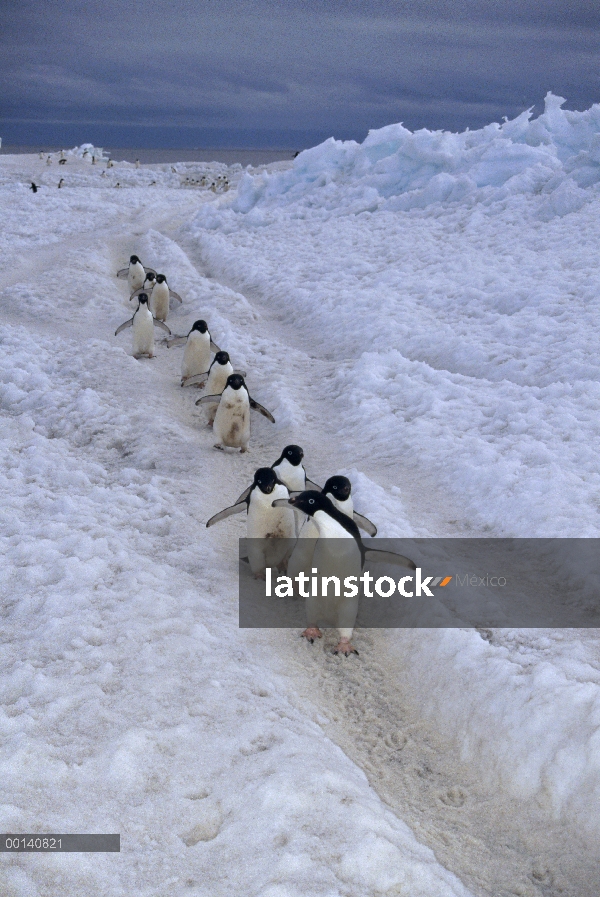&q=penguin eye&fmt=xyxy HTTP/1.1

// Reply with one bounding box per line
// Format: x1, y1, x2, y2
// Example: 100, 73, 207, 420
308, 499, 315, 504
